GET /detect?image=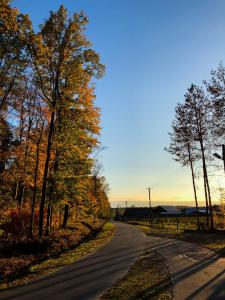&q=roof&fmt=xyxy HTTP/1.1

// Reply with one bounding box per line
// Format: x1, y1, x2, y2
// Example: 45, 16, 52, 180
160, 211, 182, 215
123, 207, 154, 217
185, 207, 209, 212
156, 206, 181, 212
185, 207, 198, 213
